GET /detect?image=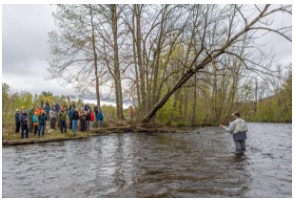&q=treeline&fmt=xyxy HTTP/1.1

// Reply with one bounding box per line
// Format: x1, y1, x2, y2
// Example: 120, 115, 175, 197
47, 4, 291, 124
2, 84, 118, 127
156, 65, 292, 126
2, 67, 291, 128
